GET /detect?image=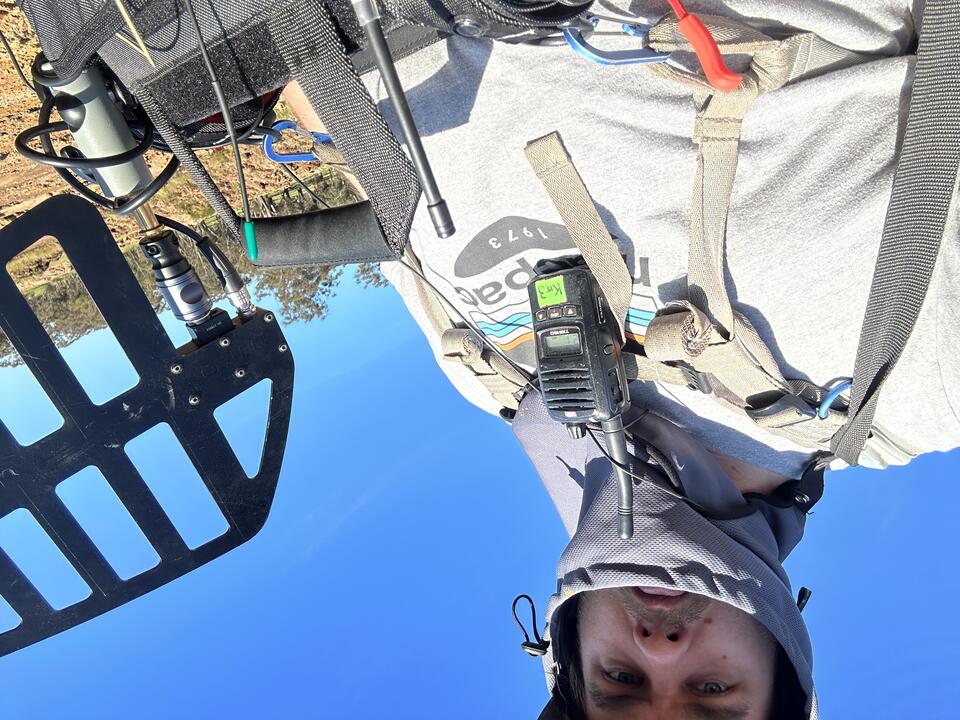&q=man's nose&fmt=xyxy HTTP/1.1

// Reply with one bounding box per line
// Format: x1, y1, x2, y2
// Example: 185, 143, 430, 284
632, 621, 692, 659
